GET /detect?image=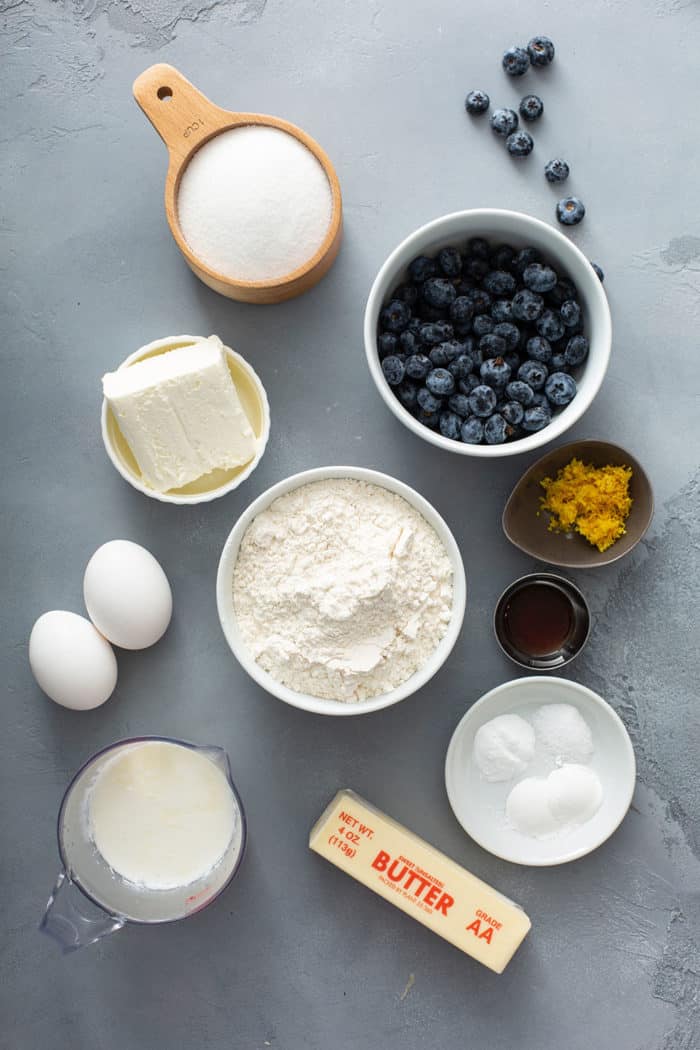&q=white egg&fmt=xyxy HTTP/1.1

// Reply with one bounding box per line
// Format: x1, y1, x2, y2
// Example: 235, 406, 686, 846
29, 611, 117, 710
83, 540, 172, 650
547, 764, 603, 825
505, 777, 559, 838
